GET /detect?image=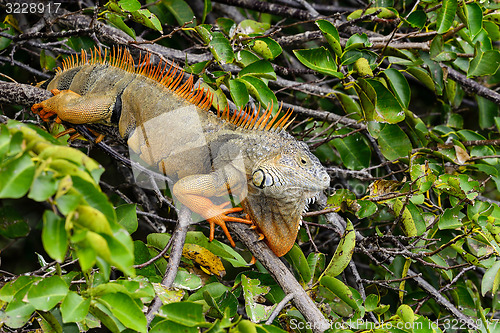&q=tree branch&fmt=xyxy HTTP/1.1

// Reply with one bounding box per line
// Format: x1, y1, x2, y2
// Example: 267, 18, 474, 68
228, 223, 330, 333
212, 0, 314, 20
446, 65, 500, 105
